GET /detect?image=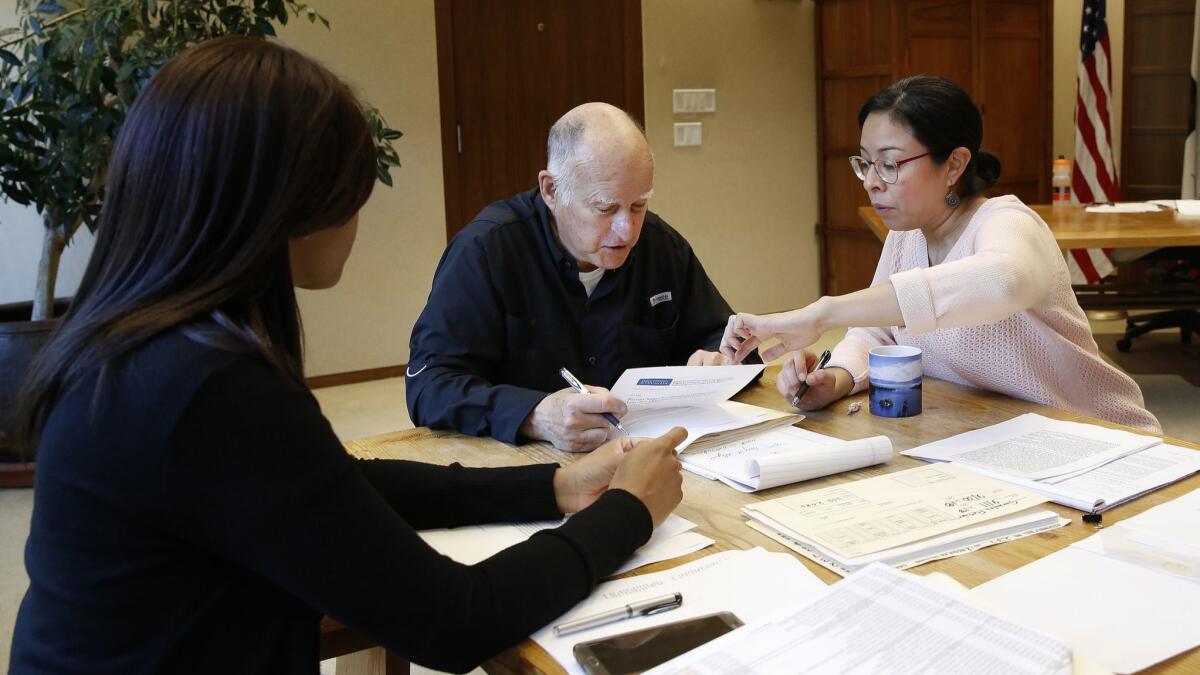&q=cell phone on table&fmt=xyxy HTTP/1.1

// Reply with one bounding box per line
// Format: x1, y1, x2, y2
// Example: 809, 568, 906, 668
572, 611, 743, 675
